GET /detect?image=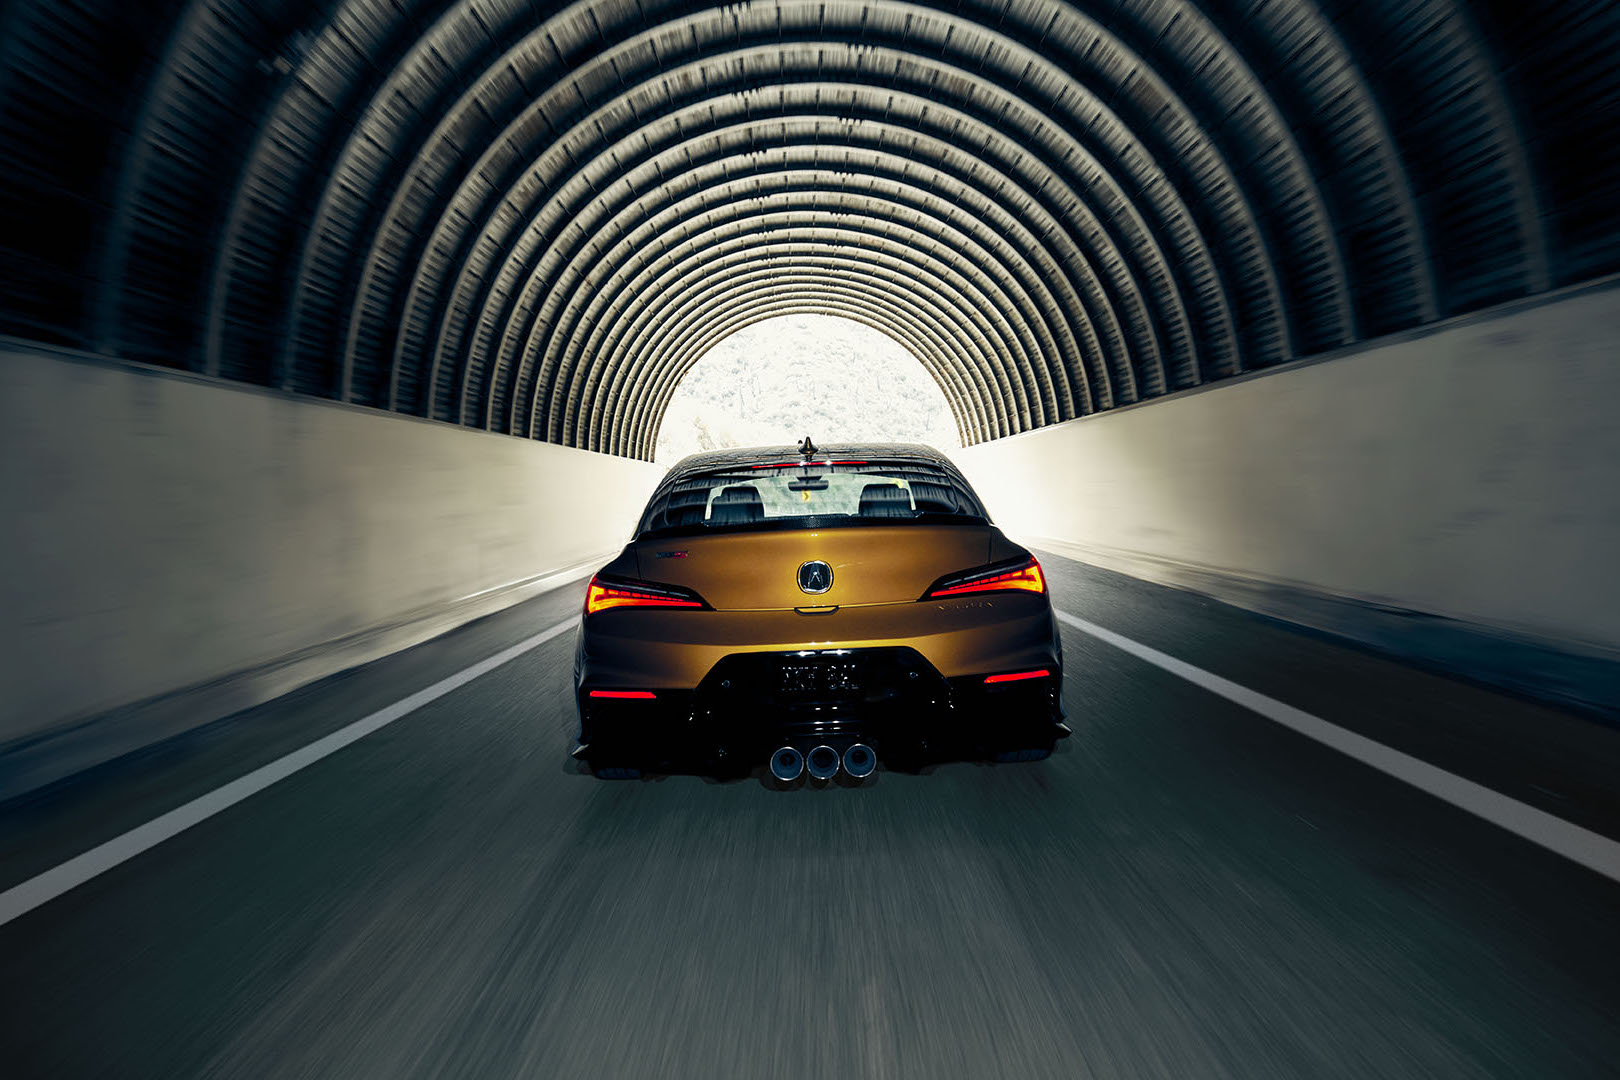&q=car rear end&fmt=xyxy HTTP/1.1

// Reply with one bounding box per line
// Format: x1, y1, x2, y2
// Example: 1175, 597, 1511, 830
573, 445, 1064, 778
